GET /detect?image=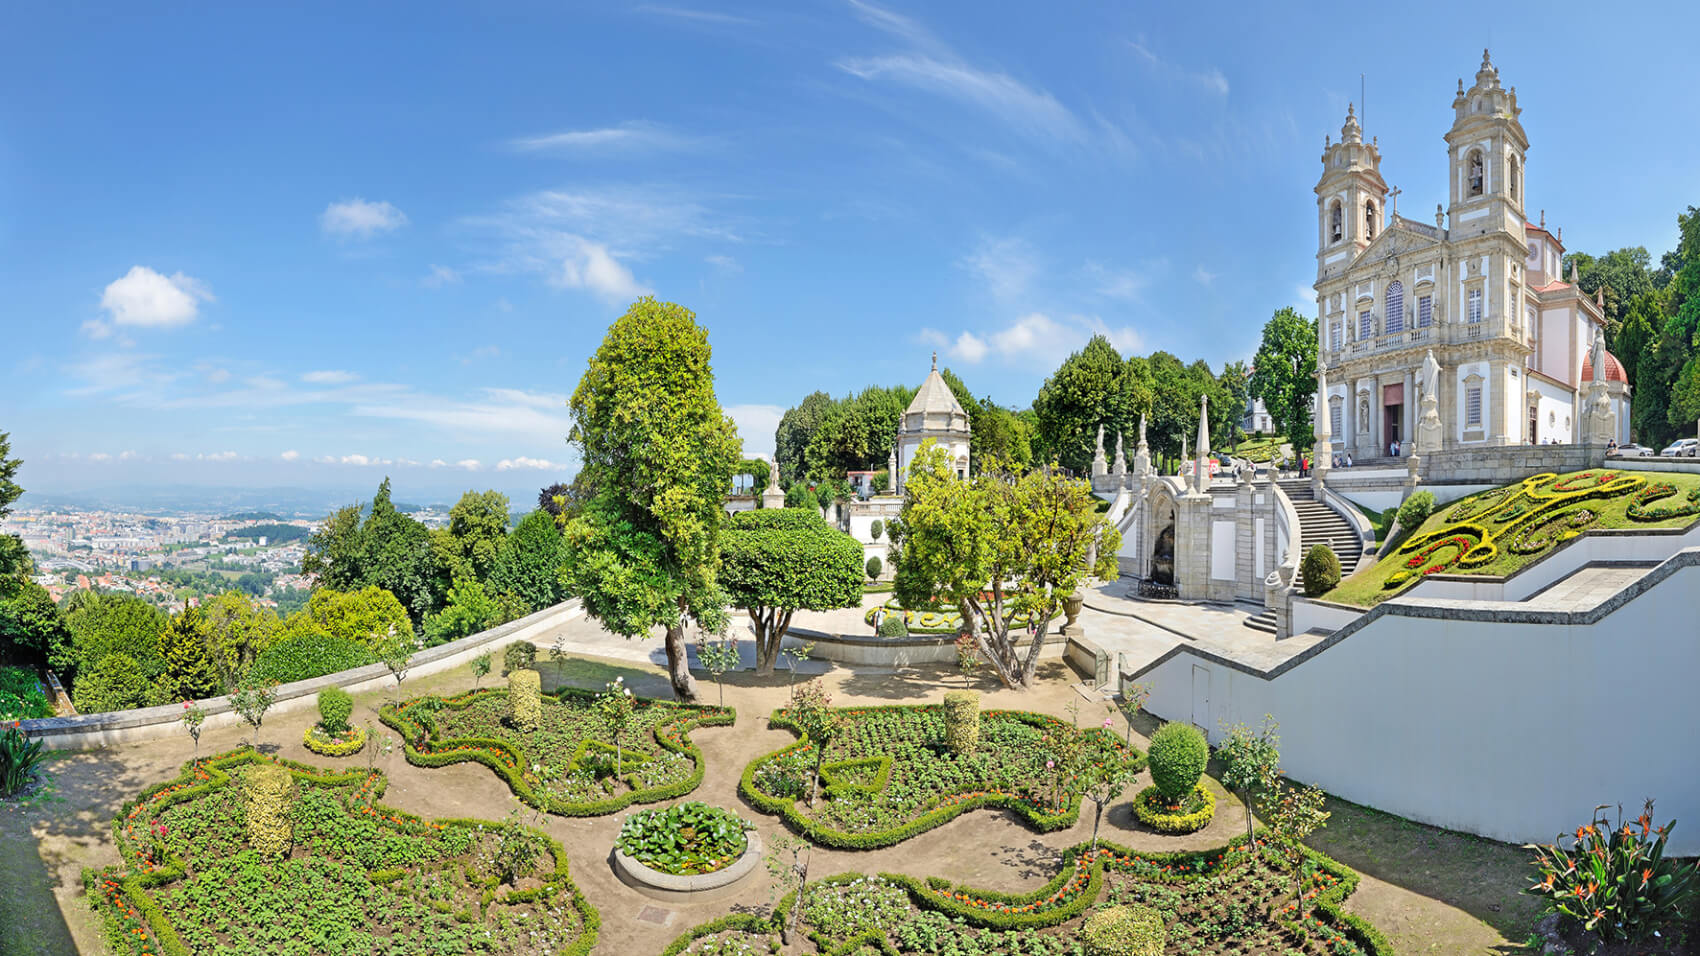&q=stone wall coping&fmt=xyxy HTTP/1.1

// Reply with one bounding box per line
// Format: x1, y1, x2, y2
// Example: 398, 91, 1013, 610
21, 599, 582, 747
